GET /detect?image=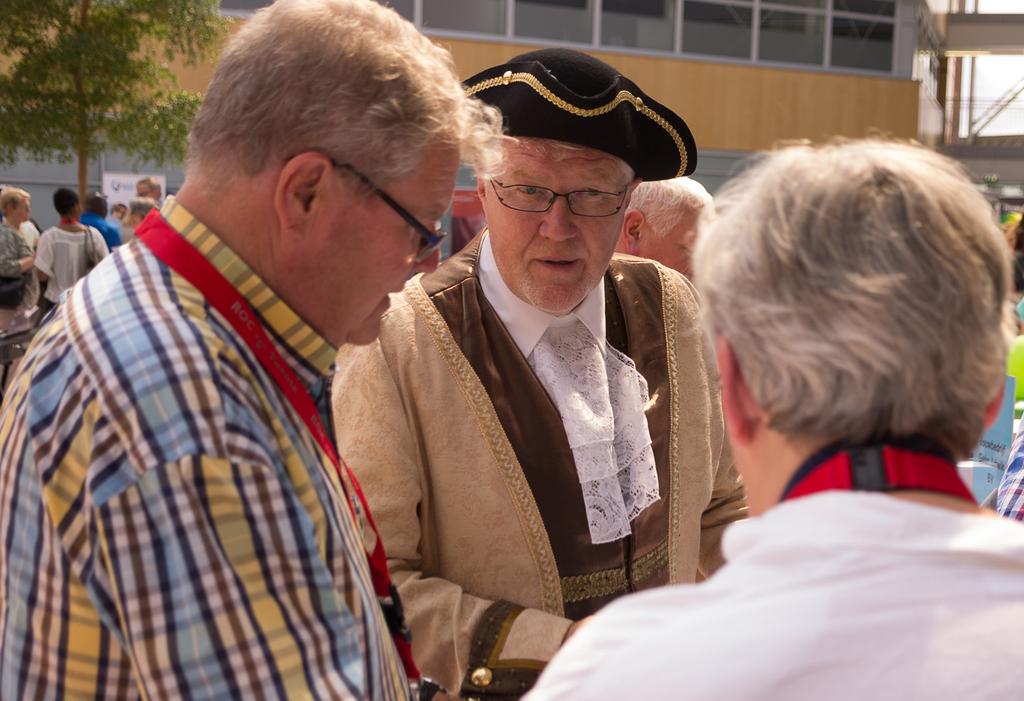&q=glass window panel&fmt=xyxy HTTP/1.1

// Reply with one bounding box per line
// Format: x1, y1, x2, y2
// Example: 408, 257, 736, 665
831, 17, 893, 72
834, 0, 896, 17
385, 0, 414, 20
682, 2, 752, 60
516, 0, 593, 43
762, 0, 825, 8
424, 0, 505, 33
602, 0, 674, 51
759, 10, 824, 65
